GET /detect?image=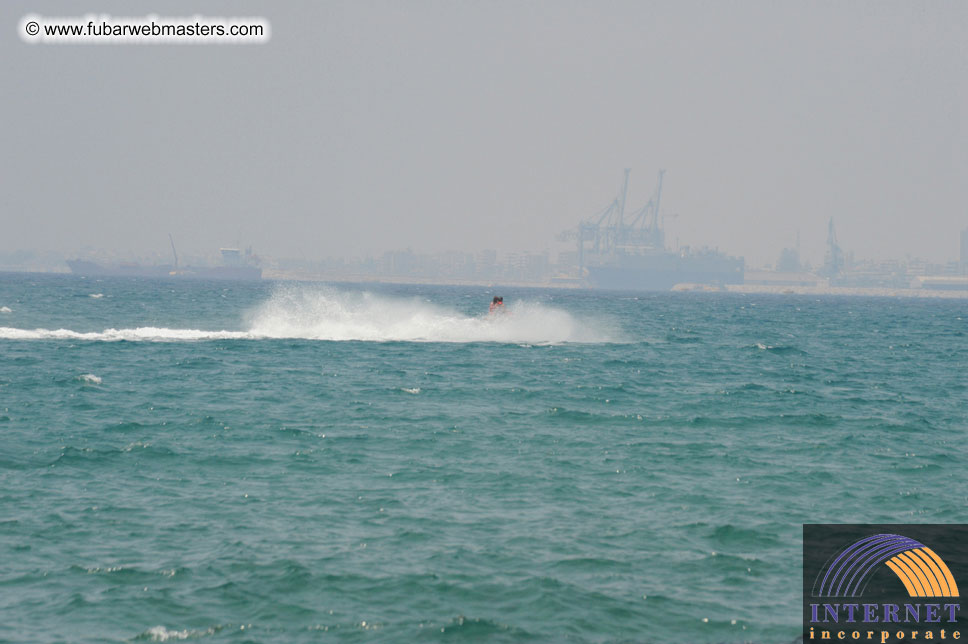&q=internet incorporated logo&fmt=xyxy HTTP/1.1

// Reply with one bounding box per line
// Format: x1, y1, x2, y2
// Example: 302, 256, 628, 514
803, 525, 965, 643
815, 534, 959, 599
